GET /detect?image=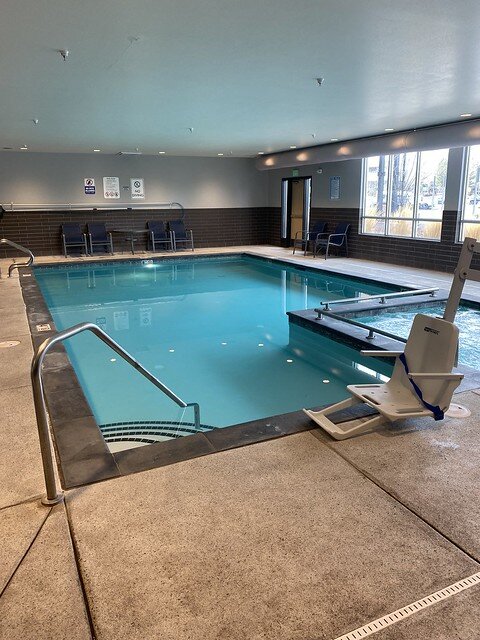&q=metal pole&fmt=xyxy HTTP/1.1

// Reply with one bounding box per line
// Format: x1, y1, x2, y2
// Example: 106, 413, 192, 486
0, 238, 35, 277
